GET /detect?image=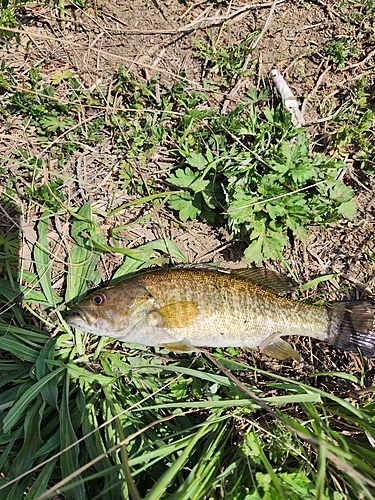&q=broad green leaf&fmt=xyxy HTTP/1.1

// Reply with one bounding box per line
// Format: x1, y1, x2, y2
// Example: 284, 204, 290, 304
0, 333, 43, 363
144, 238, 187, 262
33, 429, 60, 459
0, 362, 29, 389
65, 362, 115, 385
88, 236, 186, 264
310, 371, 360, 383
300, 273, 340, 291
168, 420, 230, 500
147, 420, 218, 500
35, 339, 59, 408
0, 277, 50, 304
0, 426, 23, 471
263, 106, 274, 123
